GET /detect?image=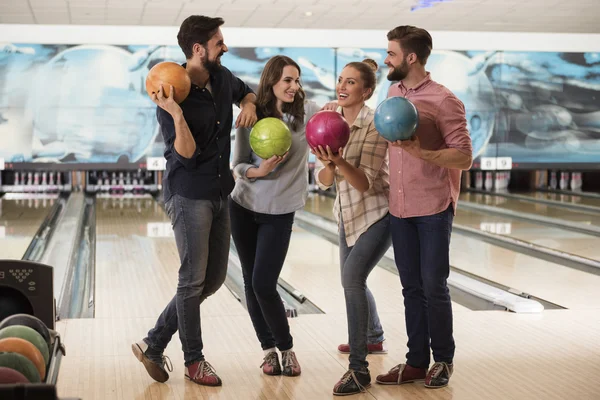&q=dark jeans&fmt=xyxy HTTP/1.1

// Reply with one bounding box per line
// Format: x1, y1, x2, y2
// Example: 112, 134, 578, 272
390, 205, 455, 369
339, 214, 392, 371
145, 194, 230, 366
229, 198, 294, 351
